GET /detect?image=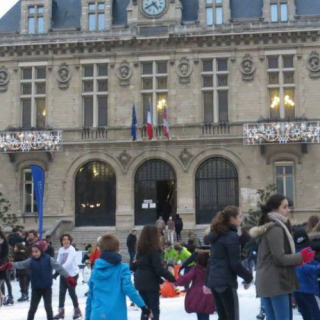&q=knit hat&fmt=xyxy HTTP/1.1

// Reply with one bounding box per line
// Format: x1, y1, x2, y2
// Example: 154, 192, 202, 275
293, 228, 309, 248
32, 240, 48, 253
